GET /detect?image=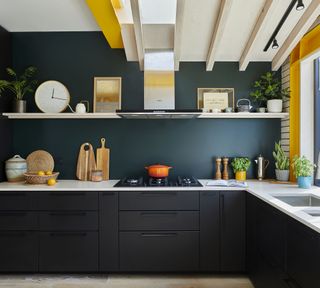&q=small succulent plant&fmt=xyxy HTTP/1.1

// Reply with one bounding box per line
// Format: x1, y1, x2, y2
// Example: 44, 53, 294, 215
273, 141, 290, 170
